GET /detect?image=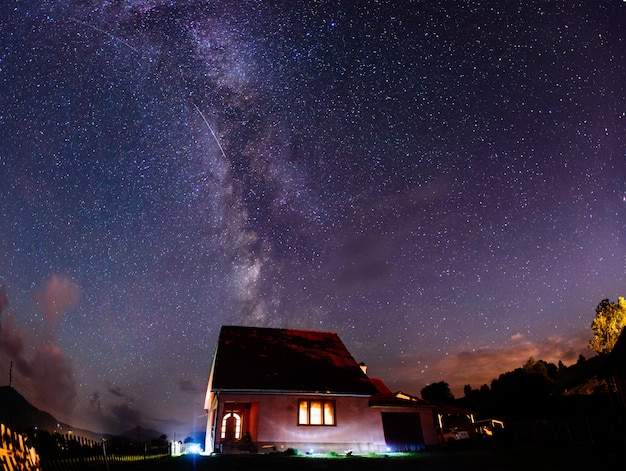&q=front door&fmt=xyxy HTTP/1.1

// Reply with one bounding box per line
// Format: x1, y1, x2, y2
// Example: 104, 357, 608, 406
217, 402, 256, 453
221, 411, 242, 441
224, 414, 239, 441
